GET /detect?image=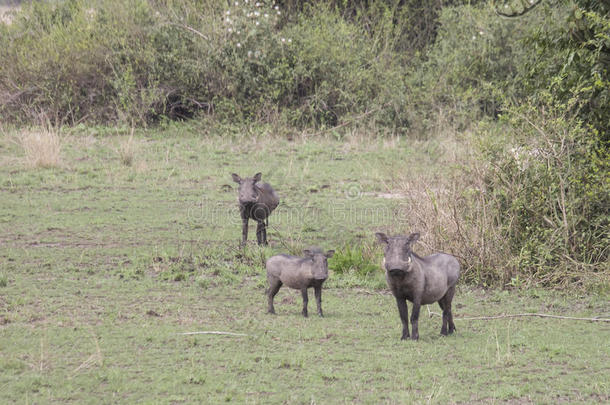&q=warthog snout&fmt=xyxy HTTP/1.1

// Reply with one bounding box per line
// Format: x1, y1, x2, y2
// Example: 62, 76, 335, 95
388, 268, 406, 277
385, 255, 413, 273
